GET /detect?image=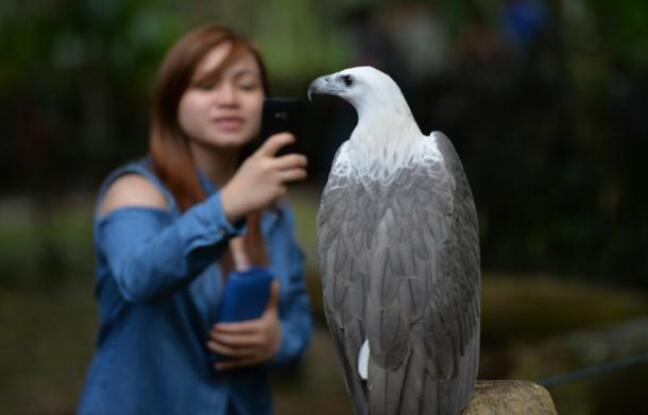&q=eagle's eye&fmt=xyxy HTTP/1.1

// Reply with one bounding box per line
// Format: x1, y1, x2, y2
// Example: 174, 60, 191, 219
341, 74, 354, 87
